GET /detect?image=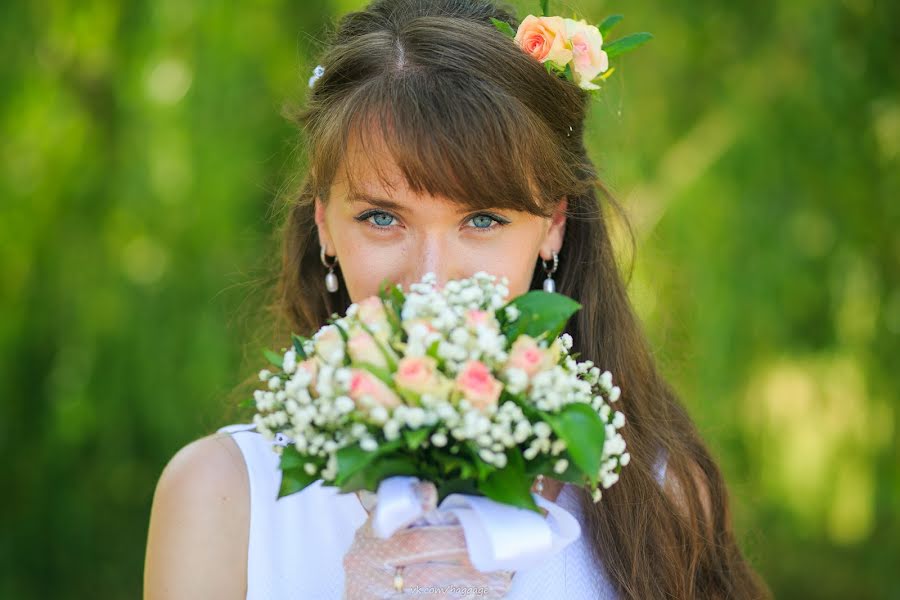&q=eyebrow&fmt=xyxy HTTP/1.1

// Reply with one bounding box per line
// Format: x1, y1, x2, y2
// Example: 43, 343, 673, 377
347, 192, 407, 212
347, 191, 474, 214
